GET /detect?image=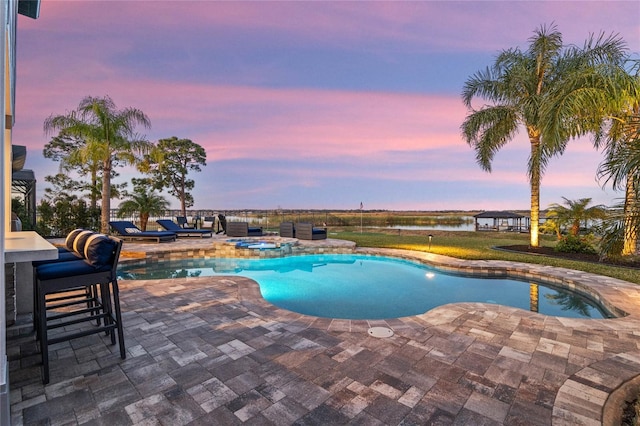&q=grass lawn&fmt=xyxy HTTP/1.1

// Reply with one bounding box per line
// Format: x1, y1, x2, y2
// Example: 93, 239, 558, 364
333, 229, 640, 285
